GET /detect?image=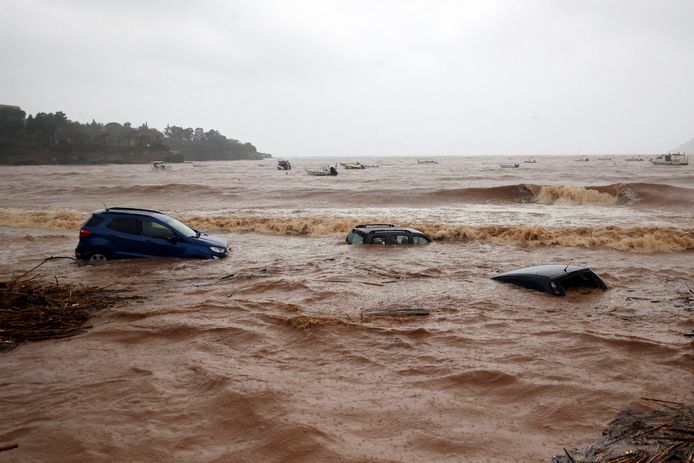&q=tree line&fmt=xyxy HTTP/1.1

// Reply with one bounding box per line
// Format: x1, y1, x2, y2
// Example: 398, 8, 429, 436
0, 106, 270, 164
